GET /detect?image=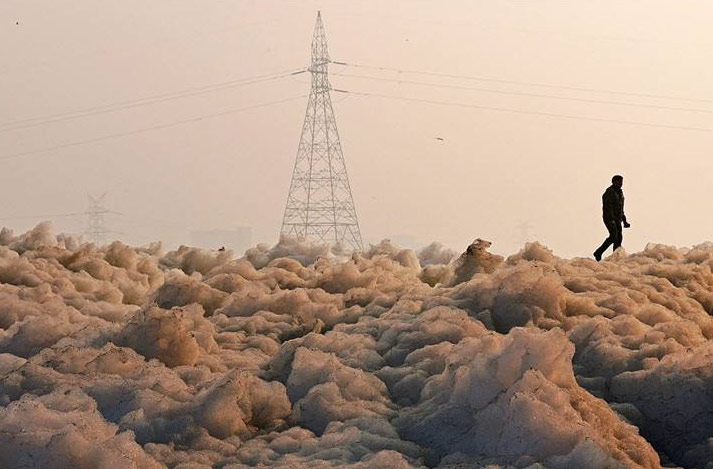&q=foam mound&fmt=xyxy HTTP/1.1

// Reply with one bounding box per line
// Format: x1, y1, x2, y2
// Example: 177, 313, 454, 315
3, 225, 713, 467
